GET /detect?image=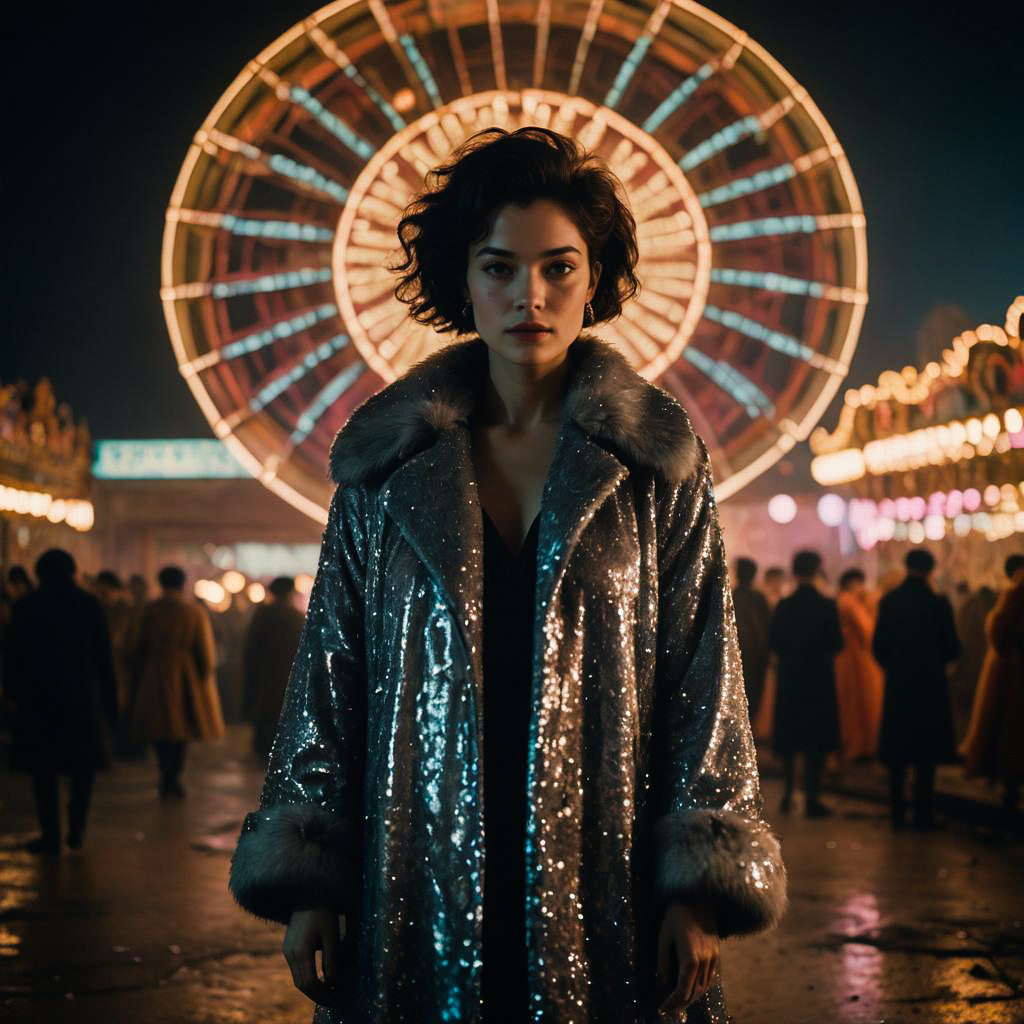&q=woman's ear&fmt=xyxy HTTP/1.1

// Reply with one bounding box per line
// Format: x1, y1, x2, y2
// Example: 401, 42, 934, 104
588, 261, 603, 301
